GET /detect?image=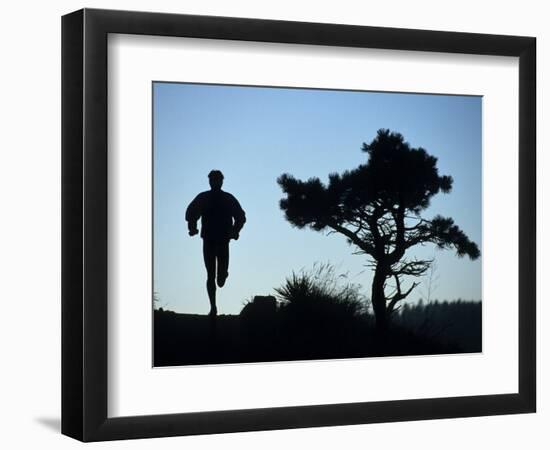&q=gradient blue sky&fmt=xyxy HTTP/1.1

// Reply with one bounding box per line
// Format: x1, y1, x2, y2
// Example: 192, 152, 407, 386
153, 82, 481, 314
